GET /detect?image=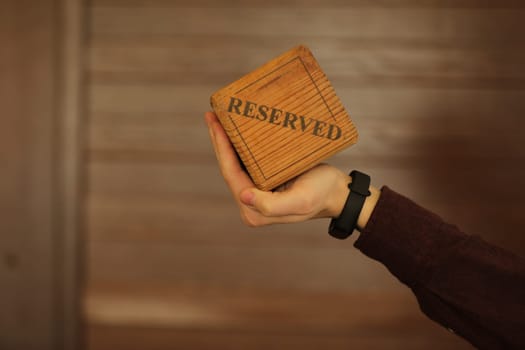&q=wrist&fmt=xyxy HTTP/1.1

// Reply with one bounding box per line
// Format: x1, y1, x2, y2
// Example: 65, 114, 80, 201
328, 171, 381, 232
356, 185, 380, 231
328, 170, 372, 239
328, 173, 380, 226
327, 172, 351, 218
